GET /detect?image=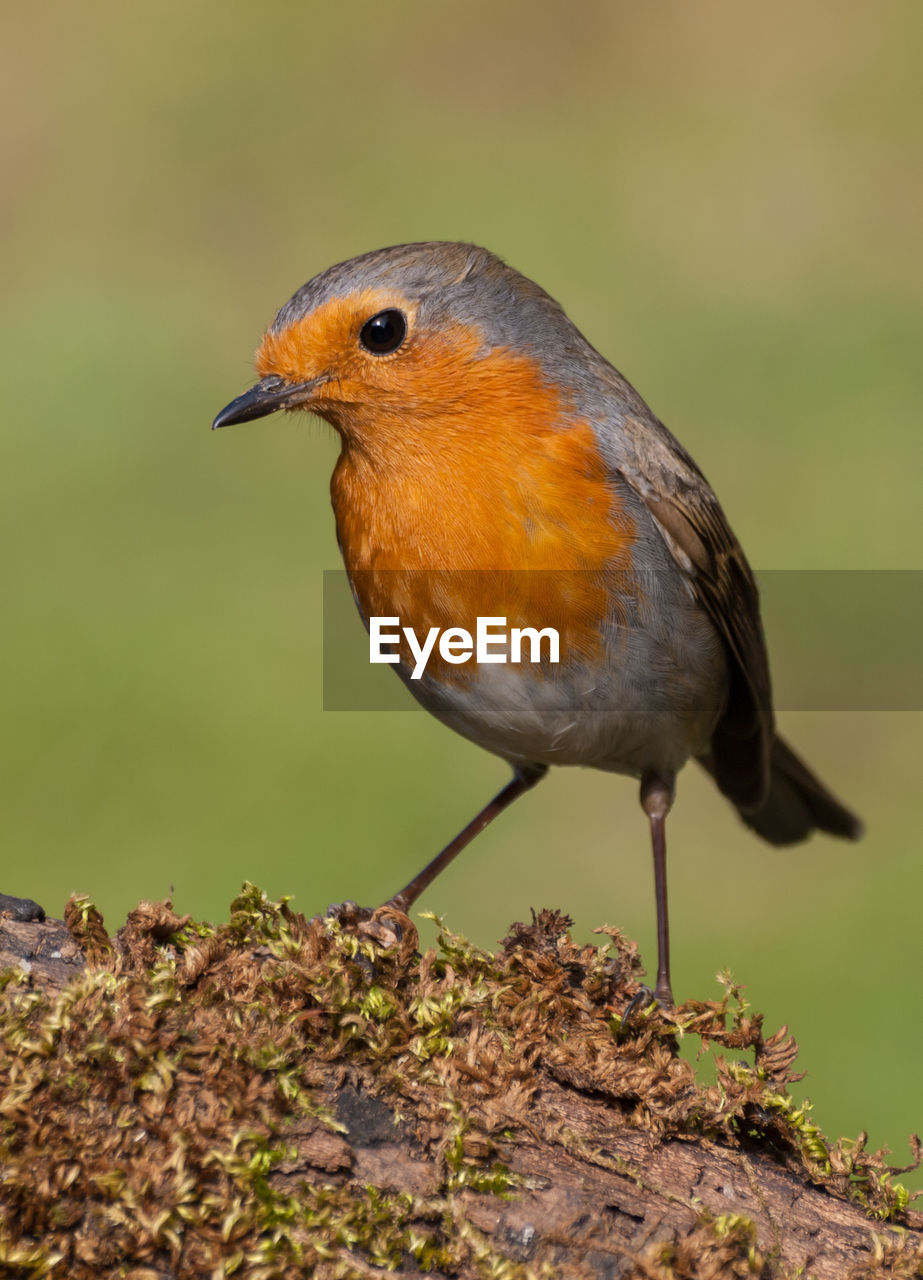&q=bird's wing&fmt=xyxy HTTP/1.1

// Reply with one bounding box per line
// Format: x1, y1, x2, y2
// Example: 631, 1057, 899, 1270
613, 409, 774, 812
